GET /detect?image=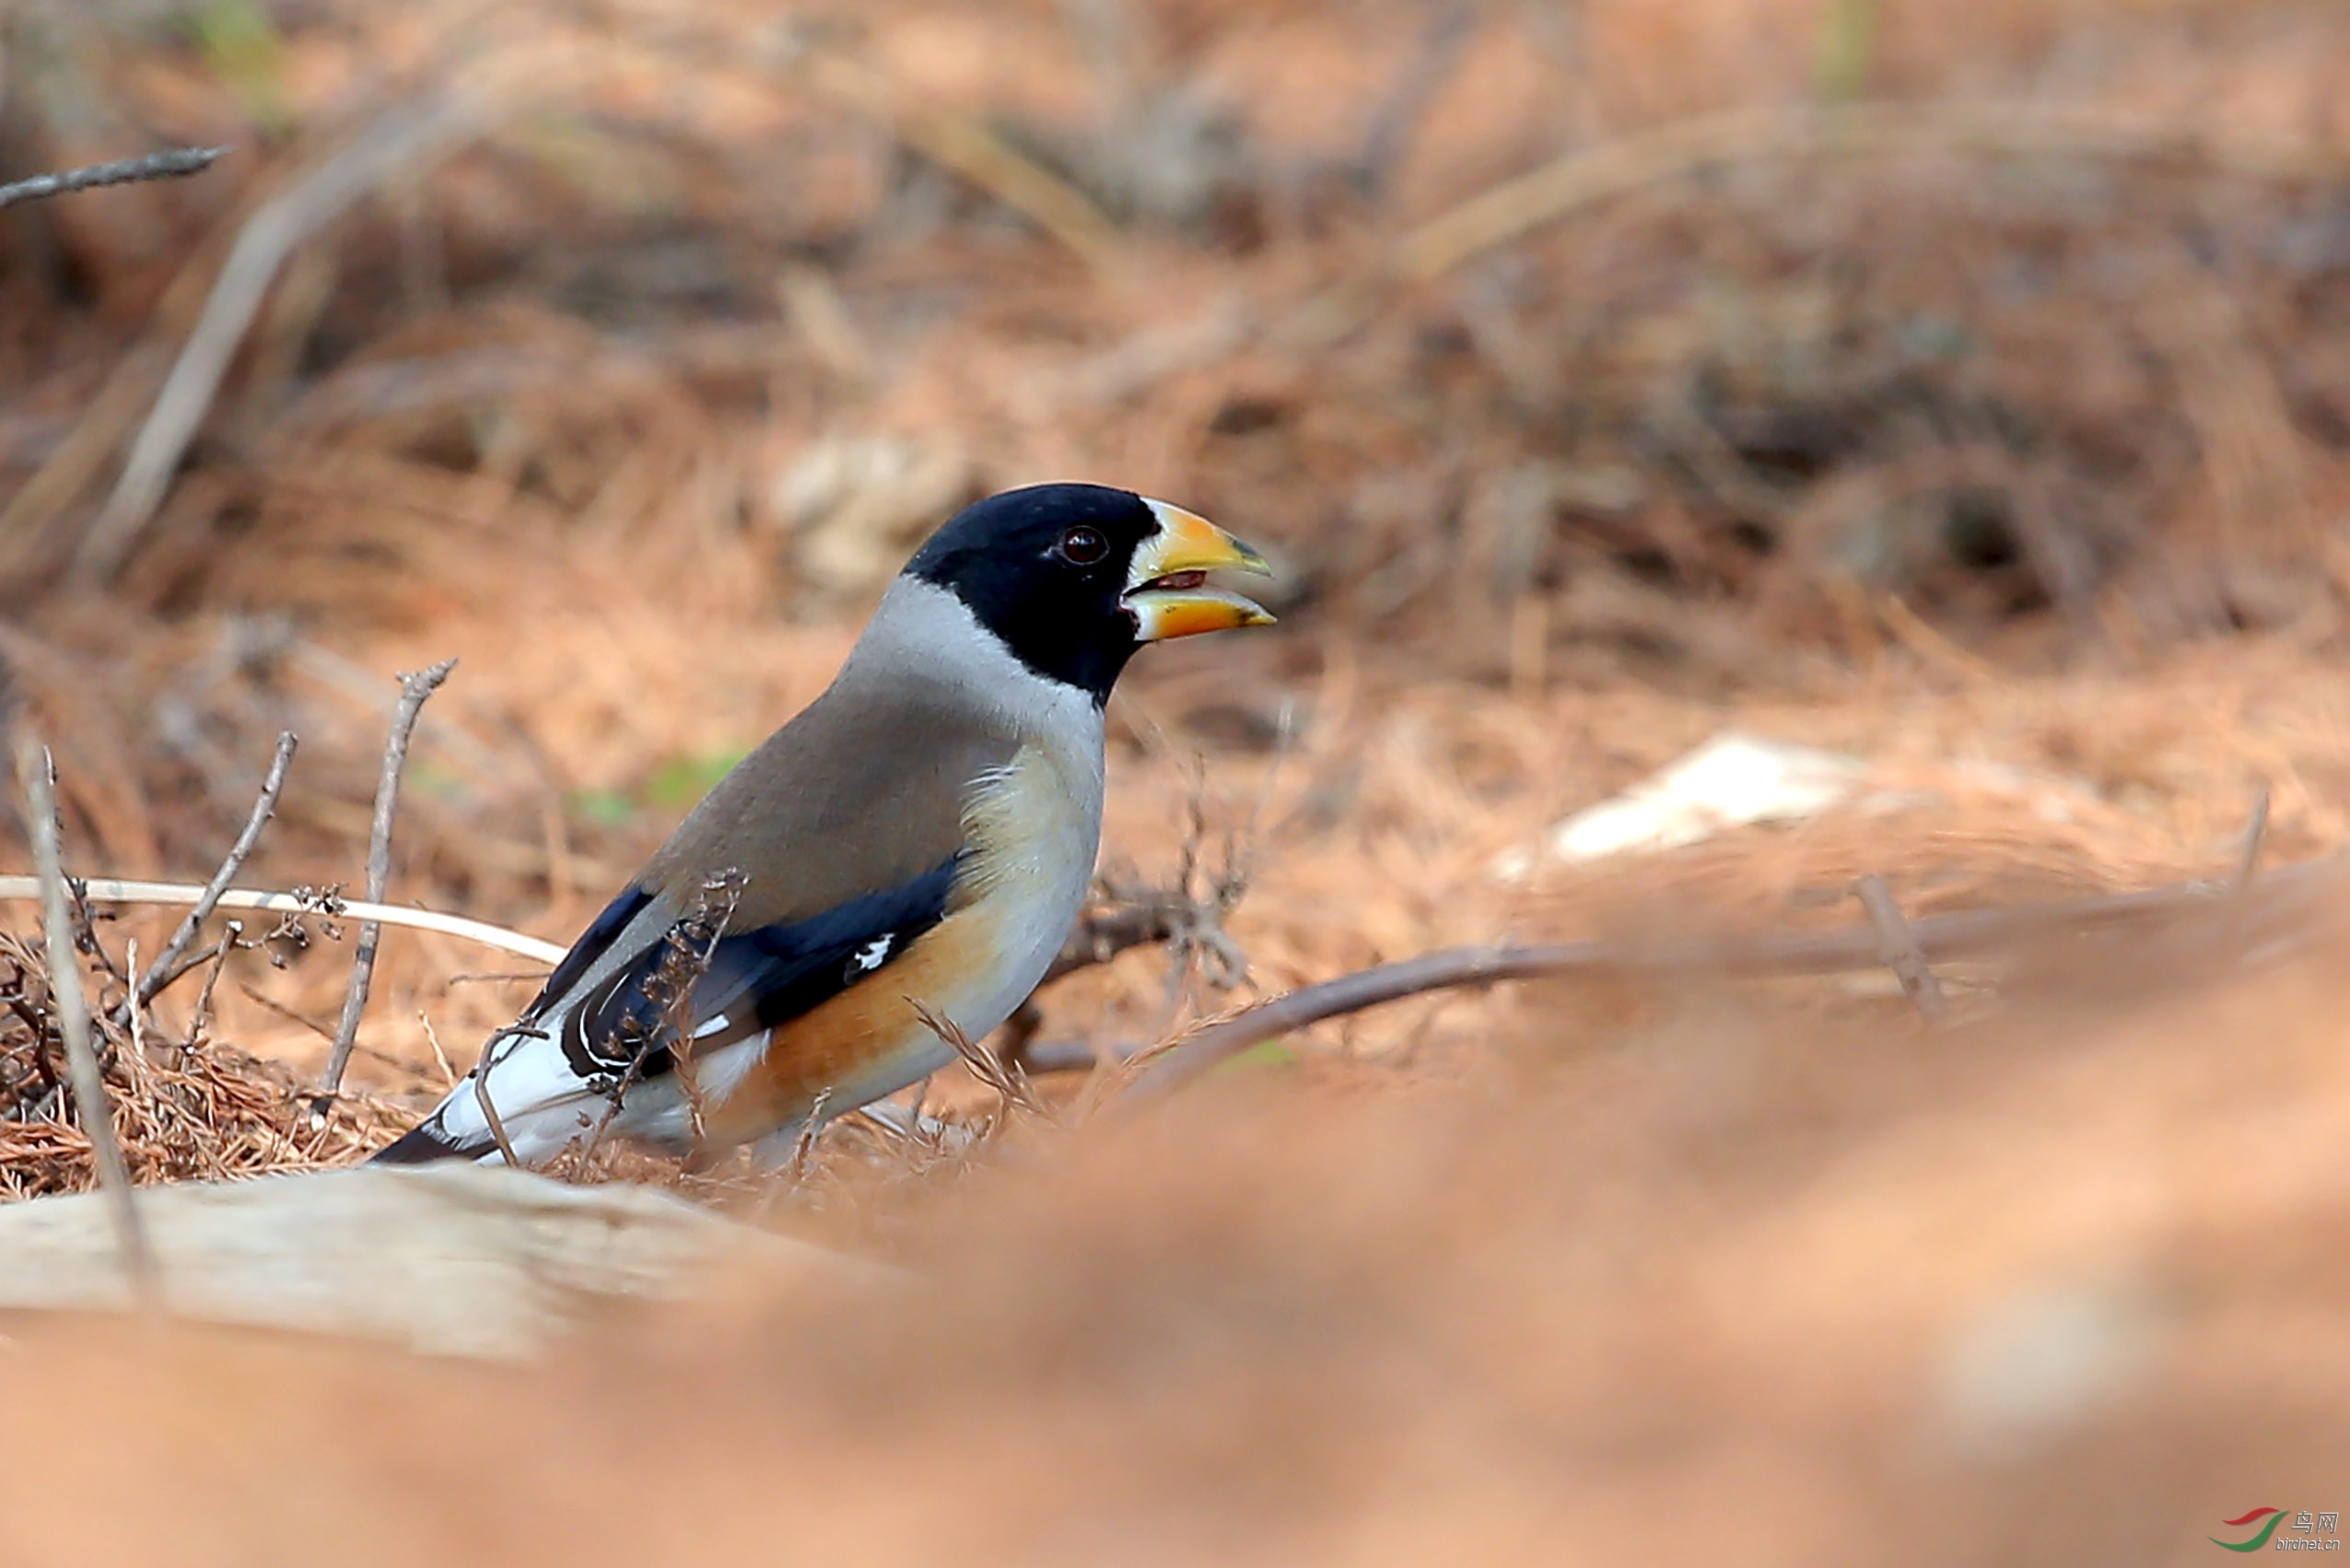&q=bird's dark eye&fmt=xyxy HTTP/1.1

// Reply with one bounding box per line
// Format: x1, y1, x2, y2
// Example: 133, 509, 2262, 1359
1055, 525, 1109, 566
